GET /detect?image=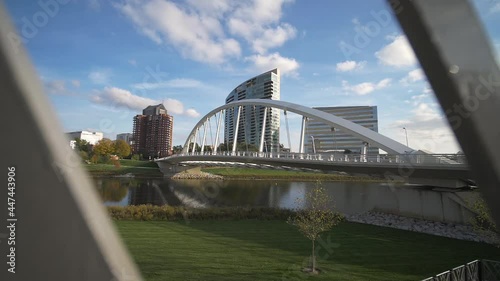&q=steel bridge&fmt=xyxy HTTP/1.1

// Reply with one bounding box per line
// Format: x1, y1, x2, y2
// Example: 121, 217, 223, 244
156, 100, 473, 188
